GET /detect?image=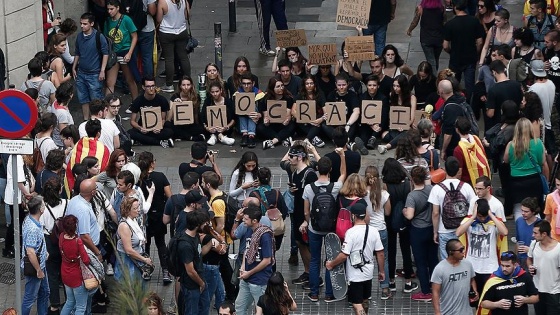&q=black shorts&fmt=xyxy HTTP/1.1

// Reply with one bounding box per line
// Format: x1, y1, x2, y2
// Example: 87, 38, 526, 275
545, 128, 557, 156
348, 279, 372, 304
